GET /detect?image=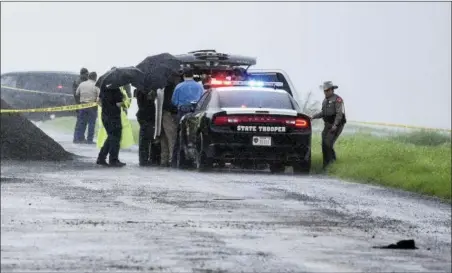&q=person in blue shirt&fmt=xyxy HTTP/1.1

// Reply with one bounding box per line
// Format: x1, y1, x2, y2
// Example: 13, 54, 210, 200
171, 69, 204, 122
170, 68, 204, 166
